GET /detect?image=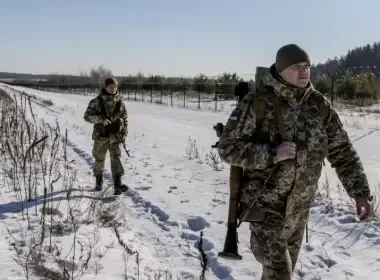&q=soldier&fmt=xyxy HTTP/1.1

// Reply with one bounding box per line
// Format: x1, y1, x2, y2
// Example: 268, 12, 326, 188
84, 77, 128, 195
217, 44, 373, 279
